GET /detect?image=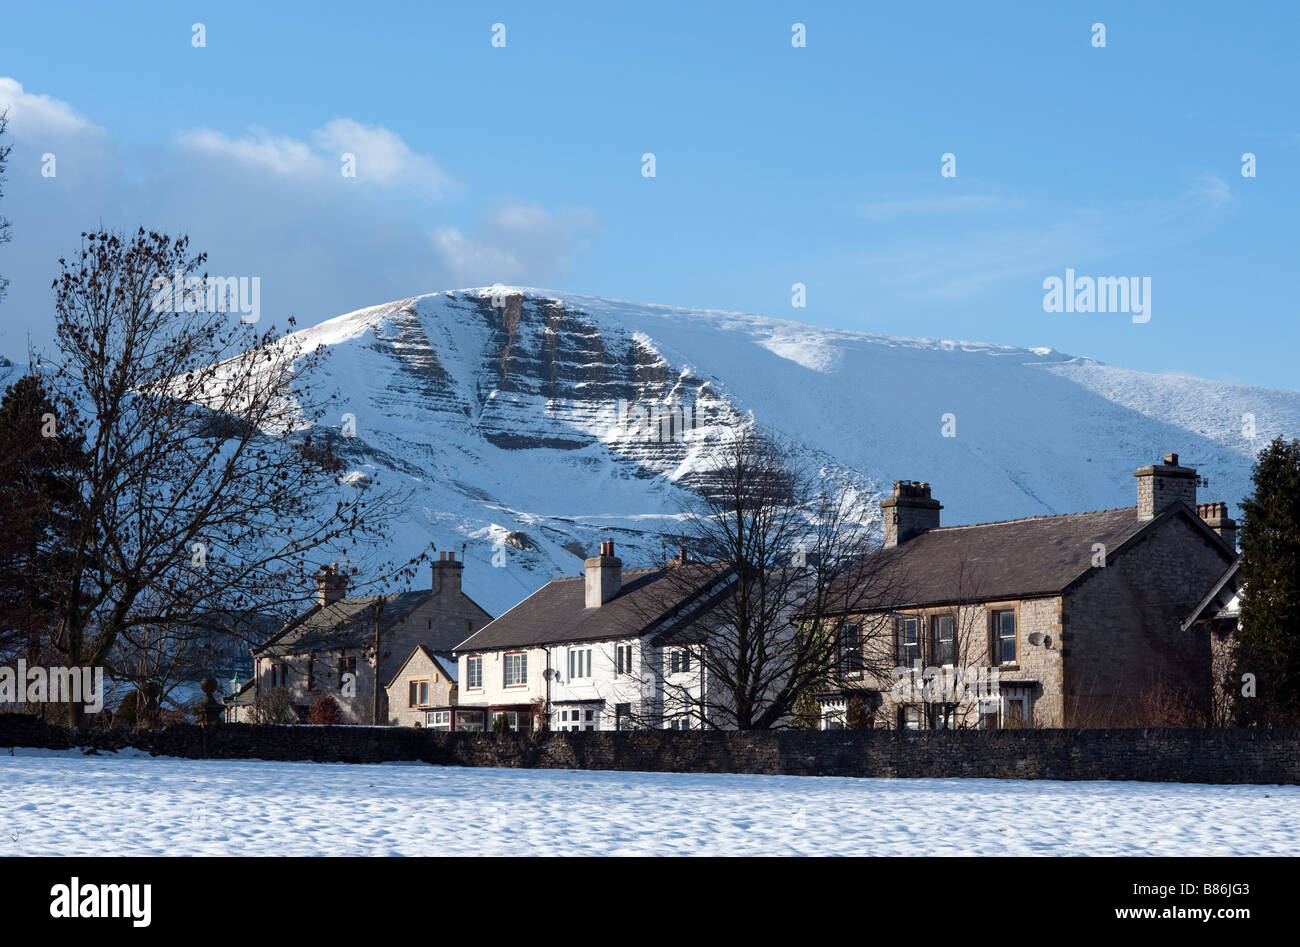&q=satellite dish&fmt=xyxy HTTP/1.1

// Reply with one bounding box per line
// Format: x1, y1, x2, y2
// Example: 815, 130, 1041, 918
1028, 632, 1044, 646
